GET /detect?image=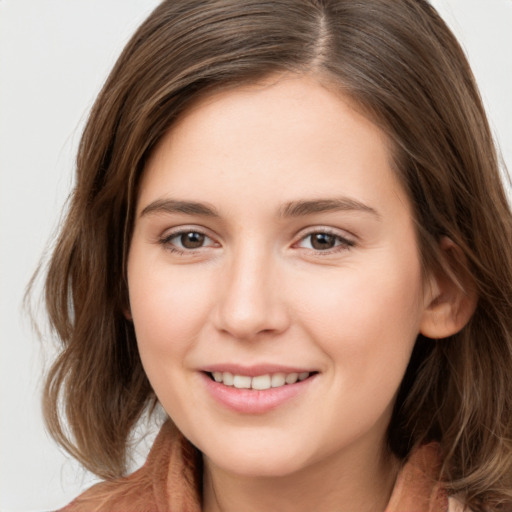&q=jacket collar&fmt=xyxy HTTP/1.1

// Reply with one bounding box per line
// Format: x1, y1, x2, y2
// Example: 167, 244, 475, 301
64, 419, 447, 511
